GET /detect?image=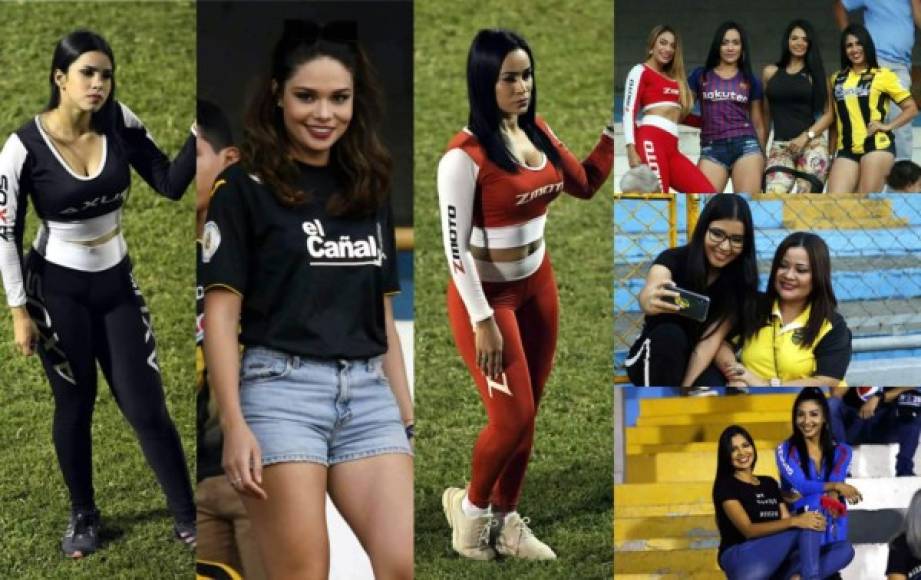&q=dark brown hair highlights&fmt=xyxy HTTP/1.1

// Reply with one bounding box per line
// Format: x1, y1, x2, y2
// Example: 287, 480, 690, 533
242, 20, 392, 215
